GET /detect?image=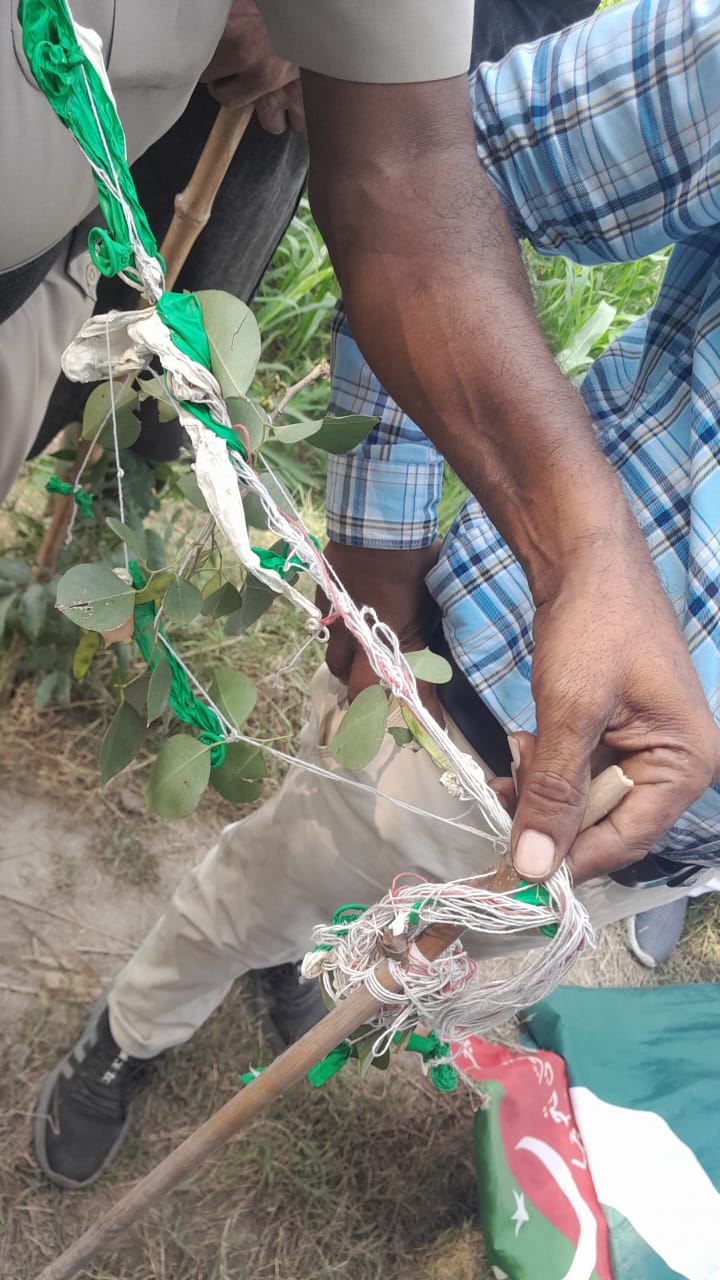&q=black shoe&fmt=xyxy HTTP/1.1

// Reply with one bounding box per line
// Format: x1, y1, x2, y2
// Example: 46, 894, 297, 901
251, 962, 326, 1049
33, 1002, 161, 1188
